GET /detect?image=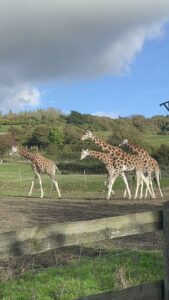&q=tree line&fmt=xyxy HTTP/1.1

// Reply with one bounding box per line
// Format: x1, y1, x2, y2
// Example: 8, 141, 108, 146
0, 109, 169, 174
